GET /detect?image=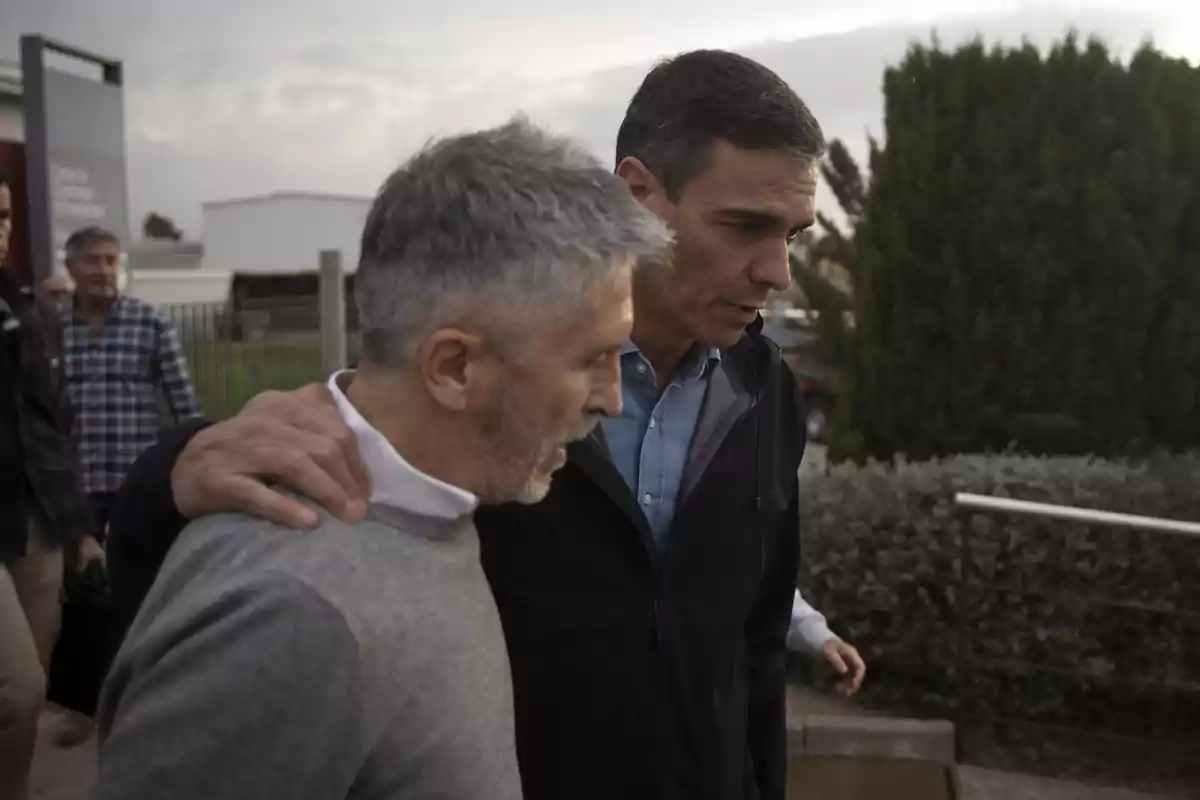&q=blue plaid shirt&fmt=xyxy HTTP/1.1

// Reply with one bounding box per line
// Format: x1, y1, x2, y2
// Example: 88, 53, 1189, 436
61, 295, 203, 494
